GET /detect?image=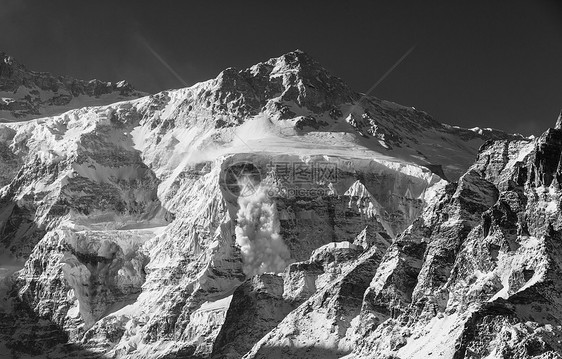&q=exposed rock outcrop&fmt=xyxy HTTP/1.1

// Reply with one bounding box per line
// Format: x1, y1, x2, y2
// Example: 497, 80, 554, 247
345, 120, 562, 358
